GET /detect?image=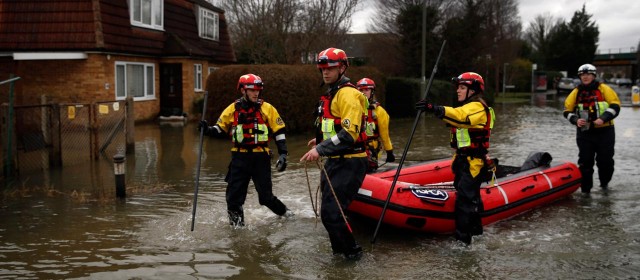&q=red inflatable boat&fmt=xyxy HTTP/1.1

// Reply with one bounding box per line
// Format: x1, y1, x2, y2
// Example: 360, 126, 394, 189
348, 153, 581, 233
